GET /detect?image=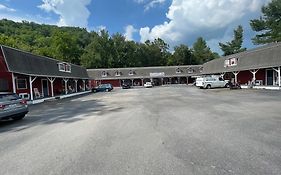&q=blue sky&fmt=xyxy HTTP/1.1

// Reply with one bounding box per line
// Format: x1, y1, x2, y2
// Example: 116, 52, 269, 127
0, 0, 270, 54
